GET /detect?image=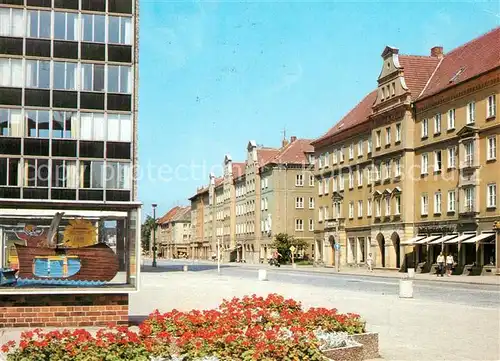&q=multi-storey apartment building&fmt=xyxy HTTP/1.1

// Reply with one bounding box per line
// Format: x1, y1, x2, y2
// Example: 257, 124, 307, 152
0, 0, 140, 278
312, 28, 499, 275
157, 206, 191, 259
